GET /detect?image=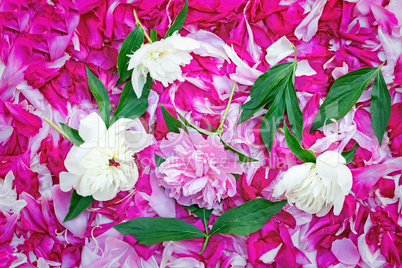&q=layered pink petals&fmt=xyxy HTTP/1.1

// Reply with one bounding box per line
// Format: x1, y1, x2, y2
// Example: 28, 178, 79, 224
157, 129, 242, 209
